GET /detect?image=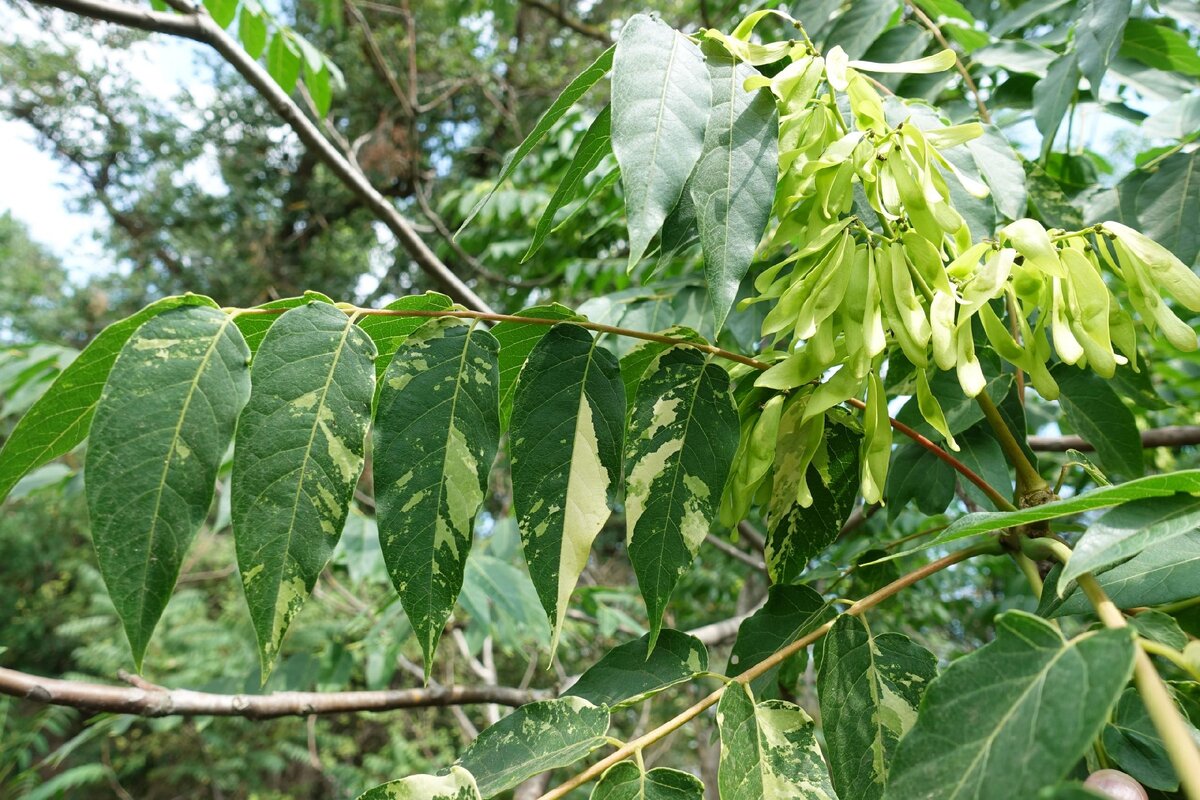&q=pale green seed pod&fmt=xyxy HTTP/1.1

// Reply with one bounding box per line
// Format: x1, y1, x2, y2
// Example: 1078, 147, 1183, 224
1105, 220, 1200, 312
861, 371, 892, 505
916, 367, 959, 450
955, 322, 986, 397
1002, 218, 1066, 278
1051, 277, 1085, 364
930, 291, 958, 371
